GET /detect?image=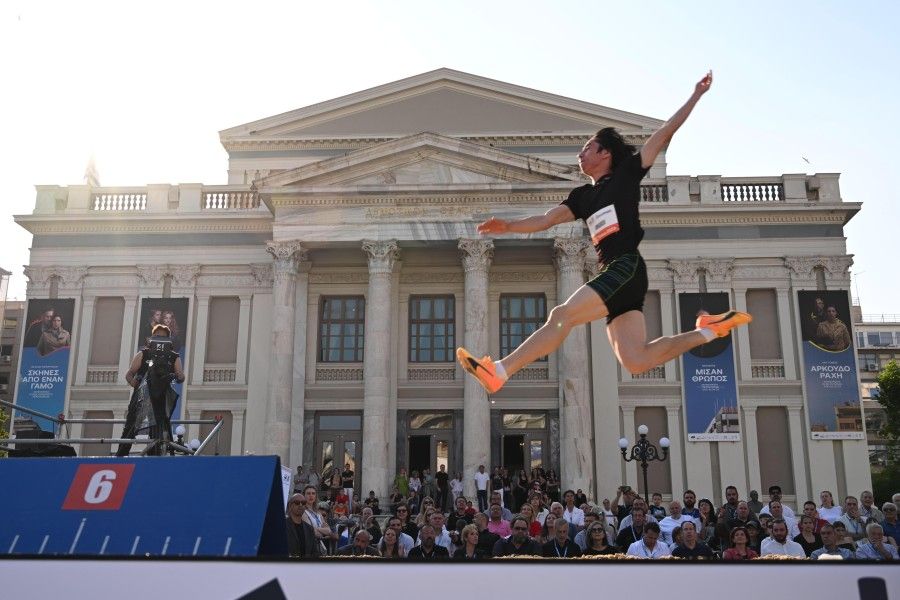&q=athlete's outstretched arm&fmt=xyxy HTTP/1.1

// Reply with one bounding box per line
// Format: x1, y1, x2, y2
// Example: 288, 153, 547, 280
477, 204, 575, 235
640, 71, 713, 169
